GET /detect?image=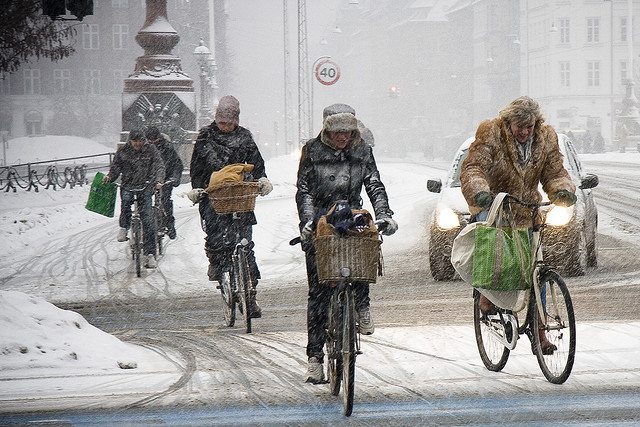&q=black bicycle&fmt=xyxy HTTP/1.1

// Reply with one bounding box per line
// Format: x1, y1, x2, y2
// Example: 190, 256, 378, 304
218, 211, 258, 333
115, 183, 149, 277
473, 193, 576, 384
291, 220, 384, 416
